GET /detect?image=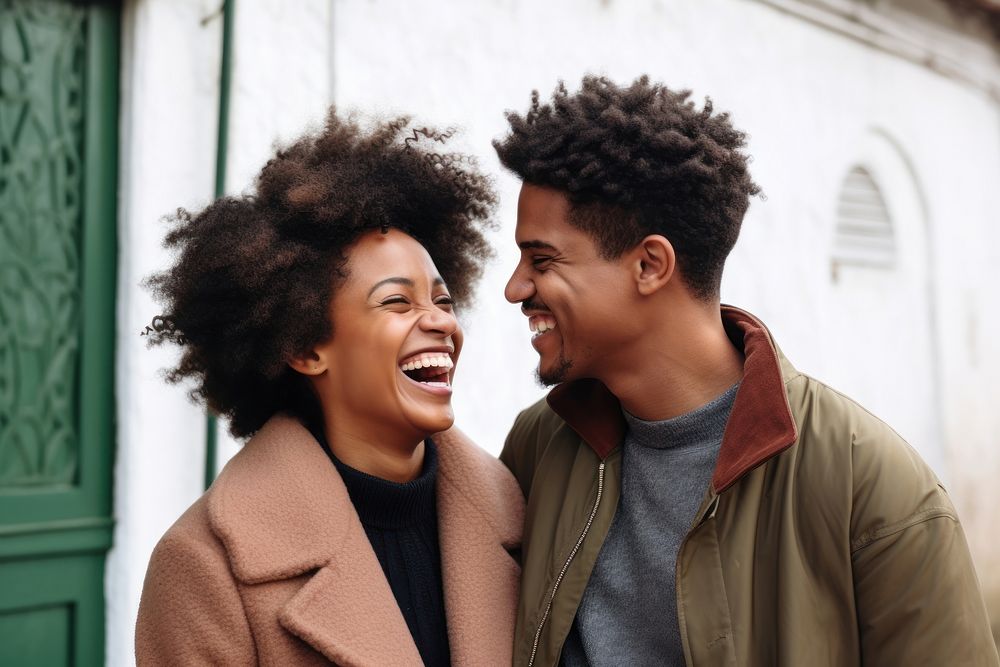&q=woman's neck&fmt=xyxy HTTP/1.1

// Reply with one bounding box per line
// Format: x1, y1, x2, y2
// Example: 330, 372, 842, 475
323, 423, 425, 483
